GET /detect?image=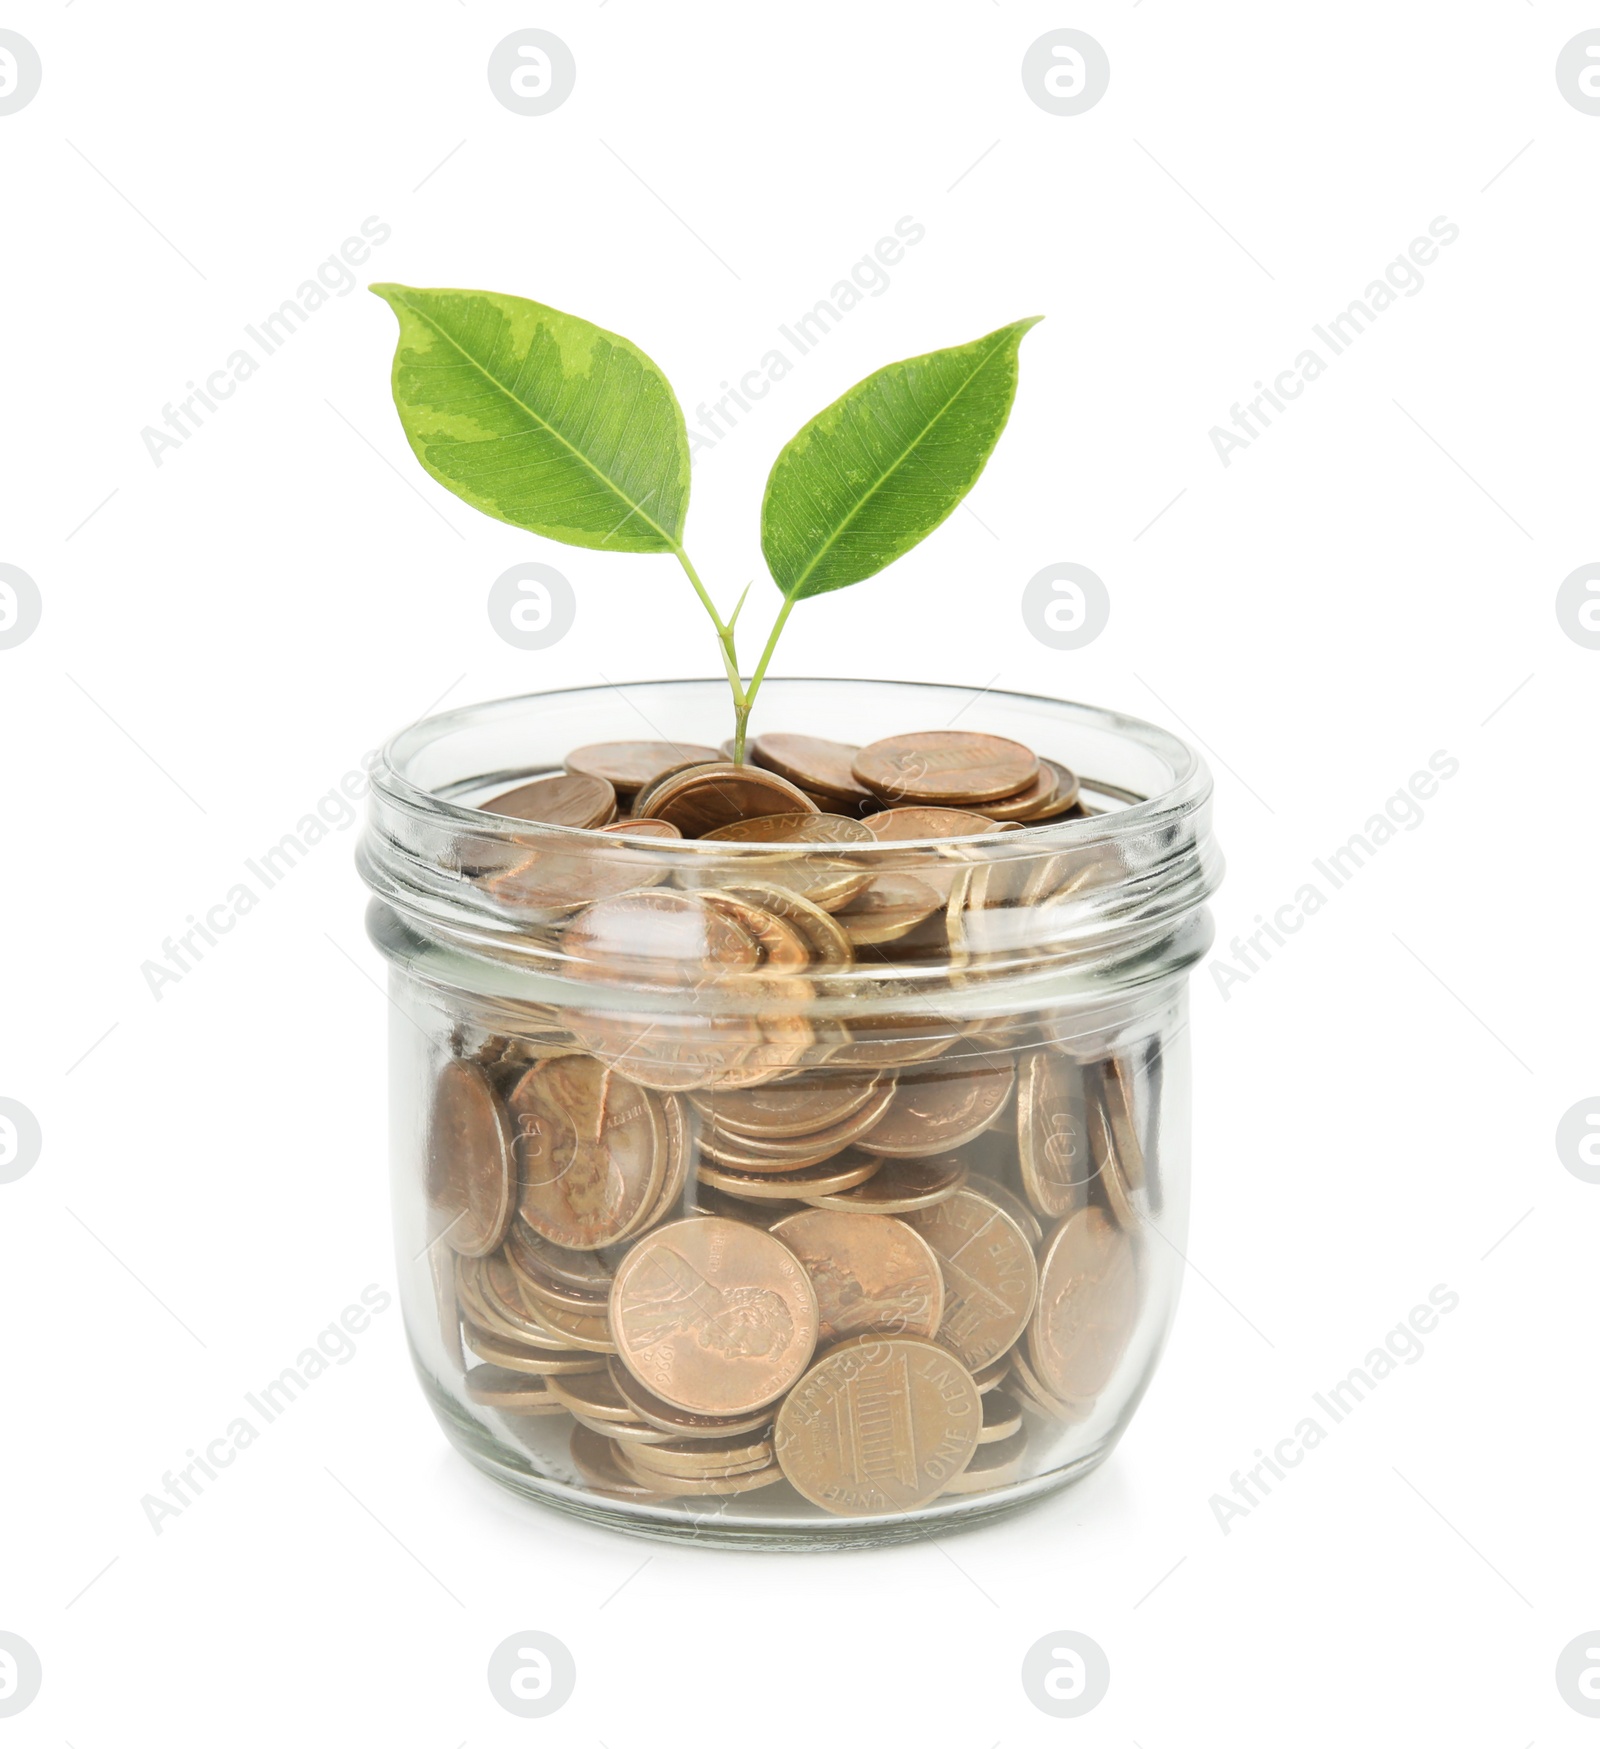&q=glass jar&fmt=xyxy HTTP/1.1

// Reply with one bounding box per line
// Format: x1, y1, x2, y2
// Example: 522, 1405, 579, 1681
358, 678, 1222, 1548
